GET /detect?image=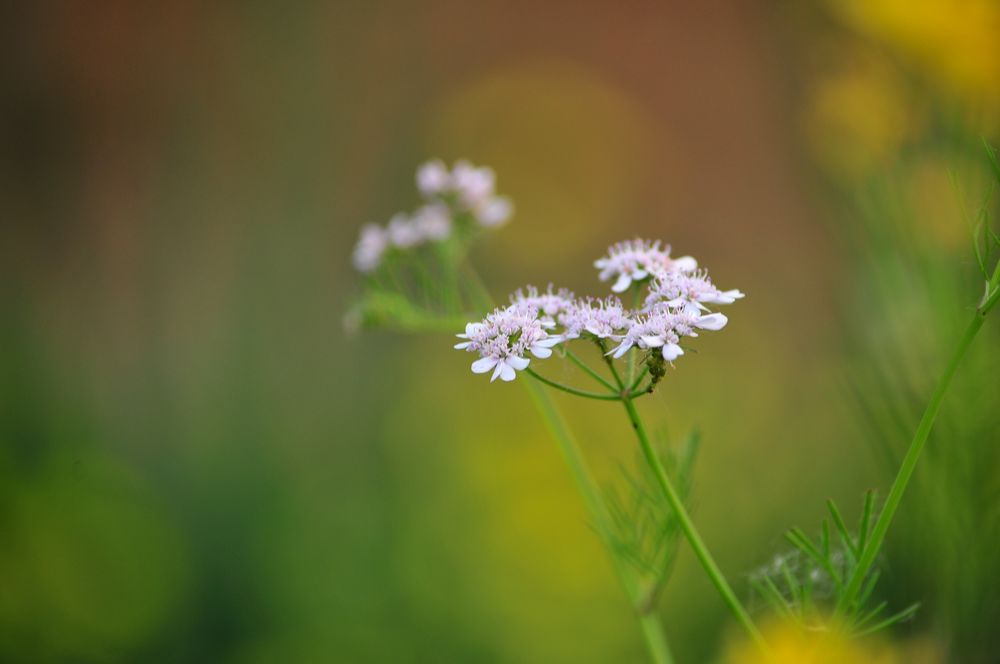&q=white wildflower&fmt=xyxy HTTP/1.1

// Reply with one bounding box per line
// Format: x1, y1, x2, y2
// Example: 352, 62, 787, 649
594, 239, 697, 293
416, 158, 513, 228
475, 196, 513, 227
416, 159, 451, 197
645, 269, 744, 314
386, 213, 422, 249
352, 223, 389, 273
411, 203, 452, 241
510, 285, 576, 328
609, 309, 728, 361
454, 305, 563, 382
561, 297, 631, 339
